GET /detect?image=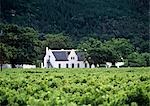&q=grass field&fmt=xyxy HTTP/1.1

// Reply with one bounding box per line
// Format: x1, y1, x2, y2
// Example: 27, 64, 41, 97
0, 68, 150, 106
